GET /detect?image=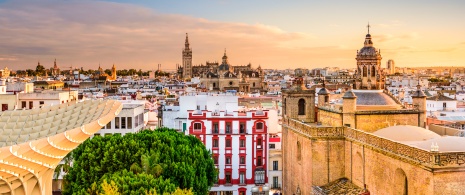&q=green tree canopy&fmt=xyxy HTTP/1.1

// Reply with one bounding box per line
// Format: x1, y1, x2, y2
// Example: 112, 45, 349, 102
63, 128, 217, 195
